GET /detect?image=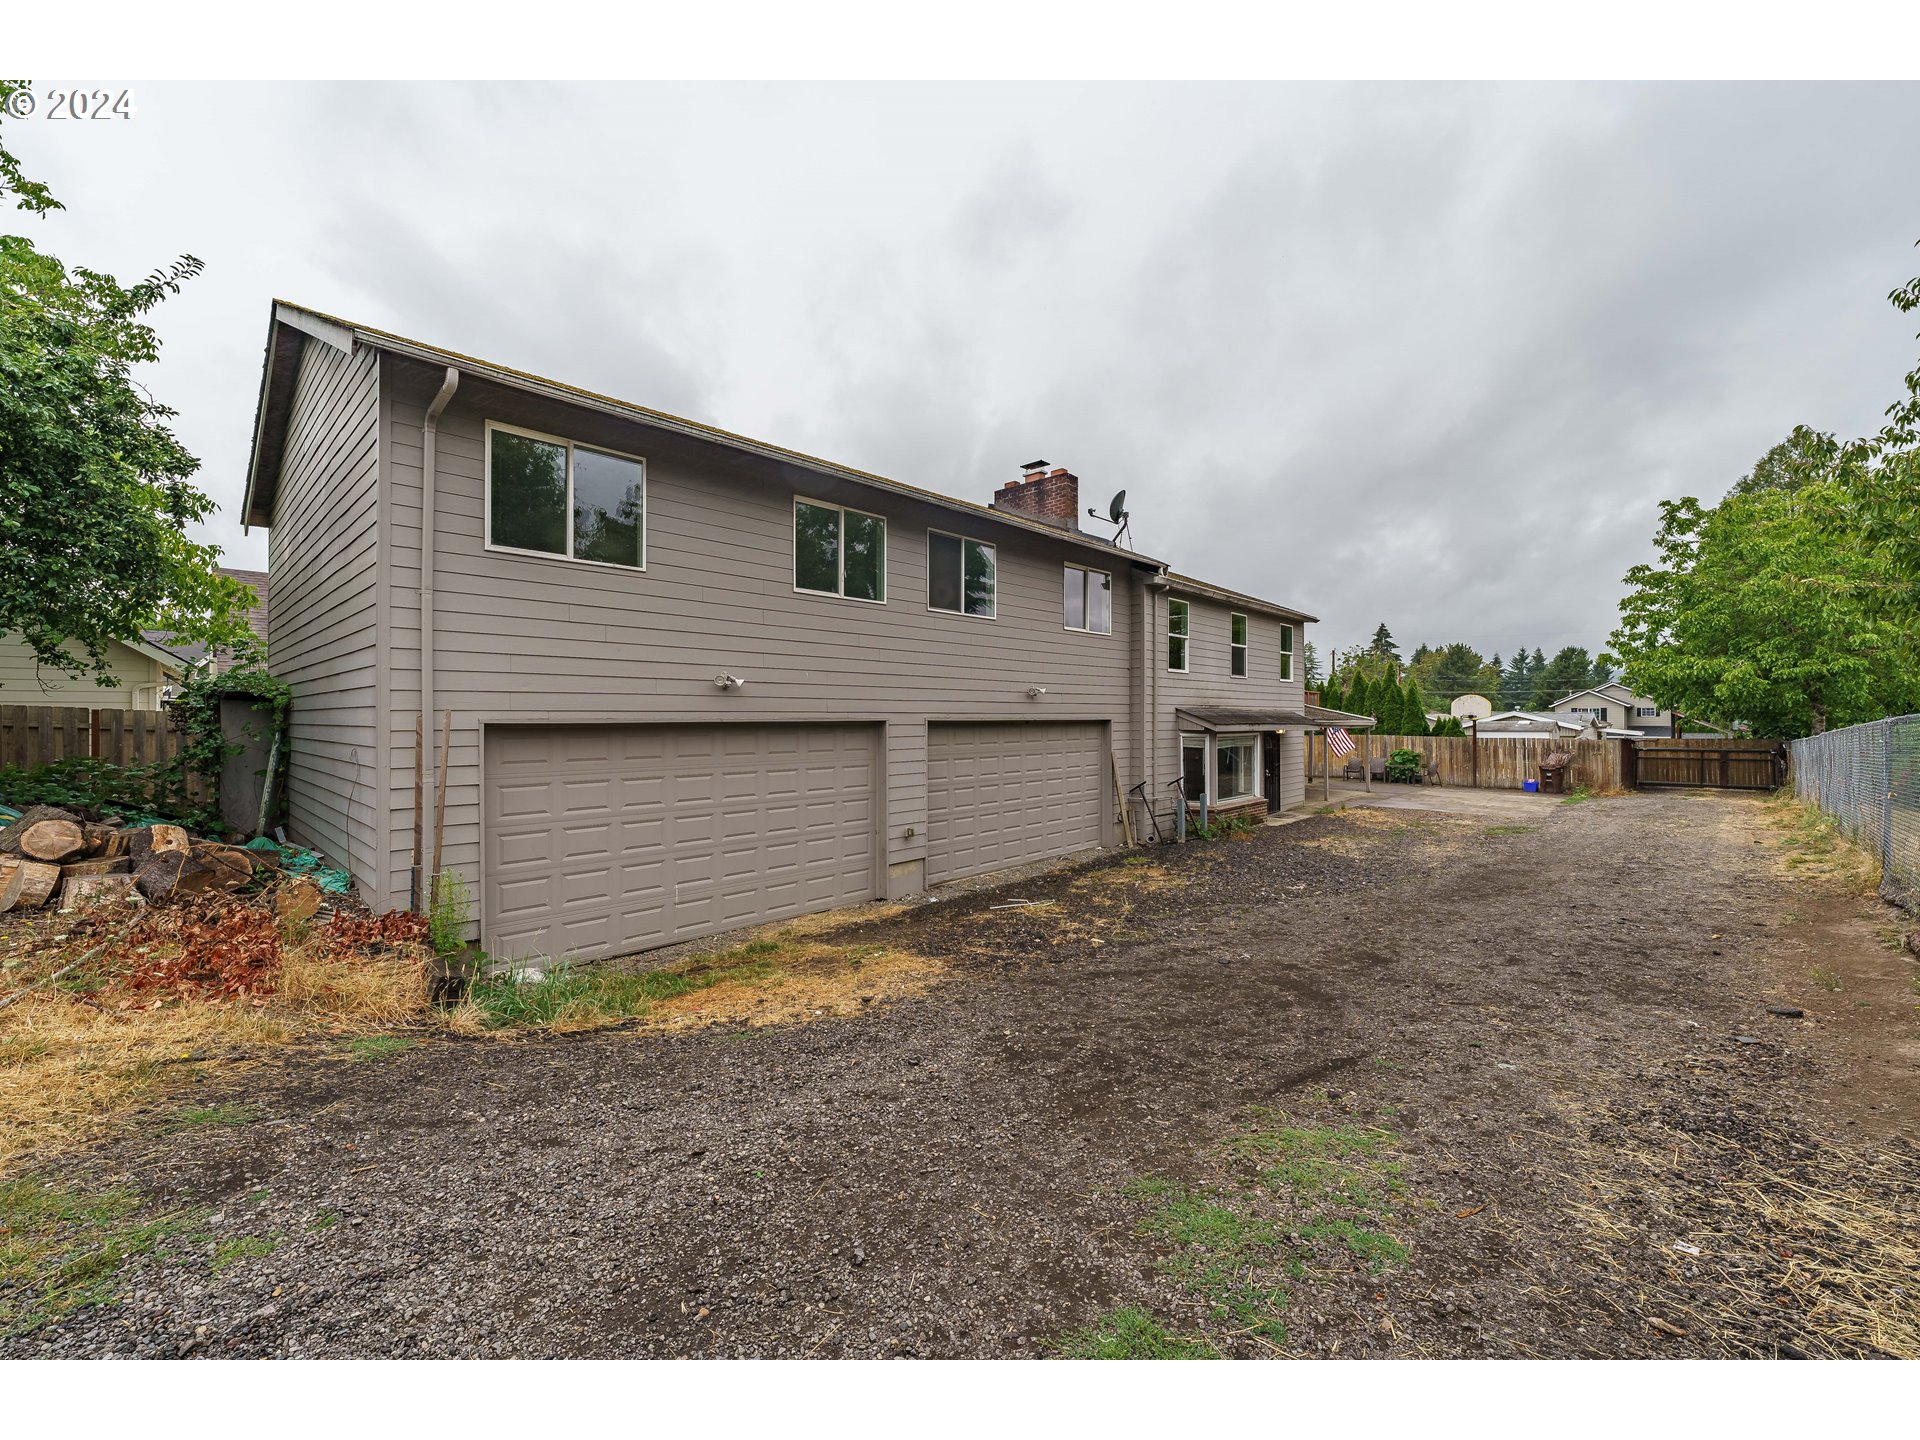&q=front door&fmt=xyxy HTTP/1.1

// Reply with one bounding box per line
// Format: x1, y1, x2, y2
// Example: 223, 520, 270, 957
1263, 731, 1283, 812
